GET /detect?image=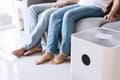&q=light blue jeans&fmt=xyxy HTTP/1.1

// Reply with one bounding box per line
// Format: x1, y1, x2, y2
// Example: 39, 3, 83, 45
46, 4, 105, 55
23, 3, 58, 50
